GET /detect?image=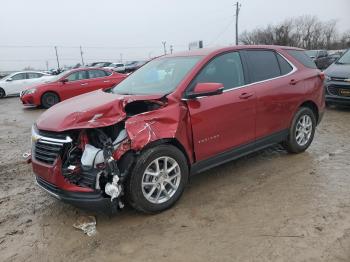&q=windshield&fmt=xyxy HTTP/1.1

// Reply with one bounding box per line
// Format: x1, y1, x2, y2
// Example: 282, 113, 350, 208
305, 50, 318, 58
337, 50, 350, 64
111, 56, 202, 95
